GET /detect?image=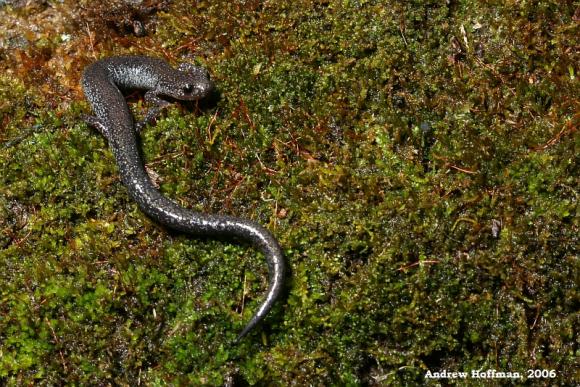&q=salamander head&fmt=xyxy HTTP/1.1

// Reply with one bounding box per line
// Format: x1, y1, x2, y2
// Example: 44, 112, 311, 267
159, 63, 214, 101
